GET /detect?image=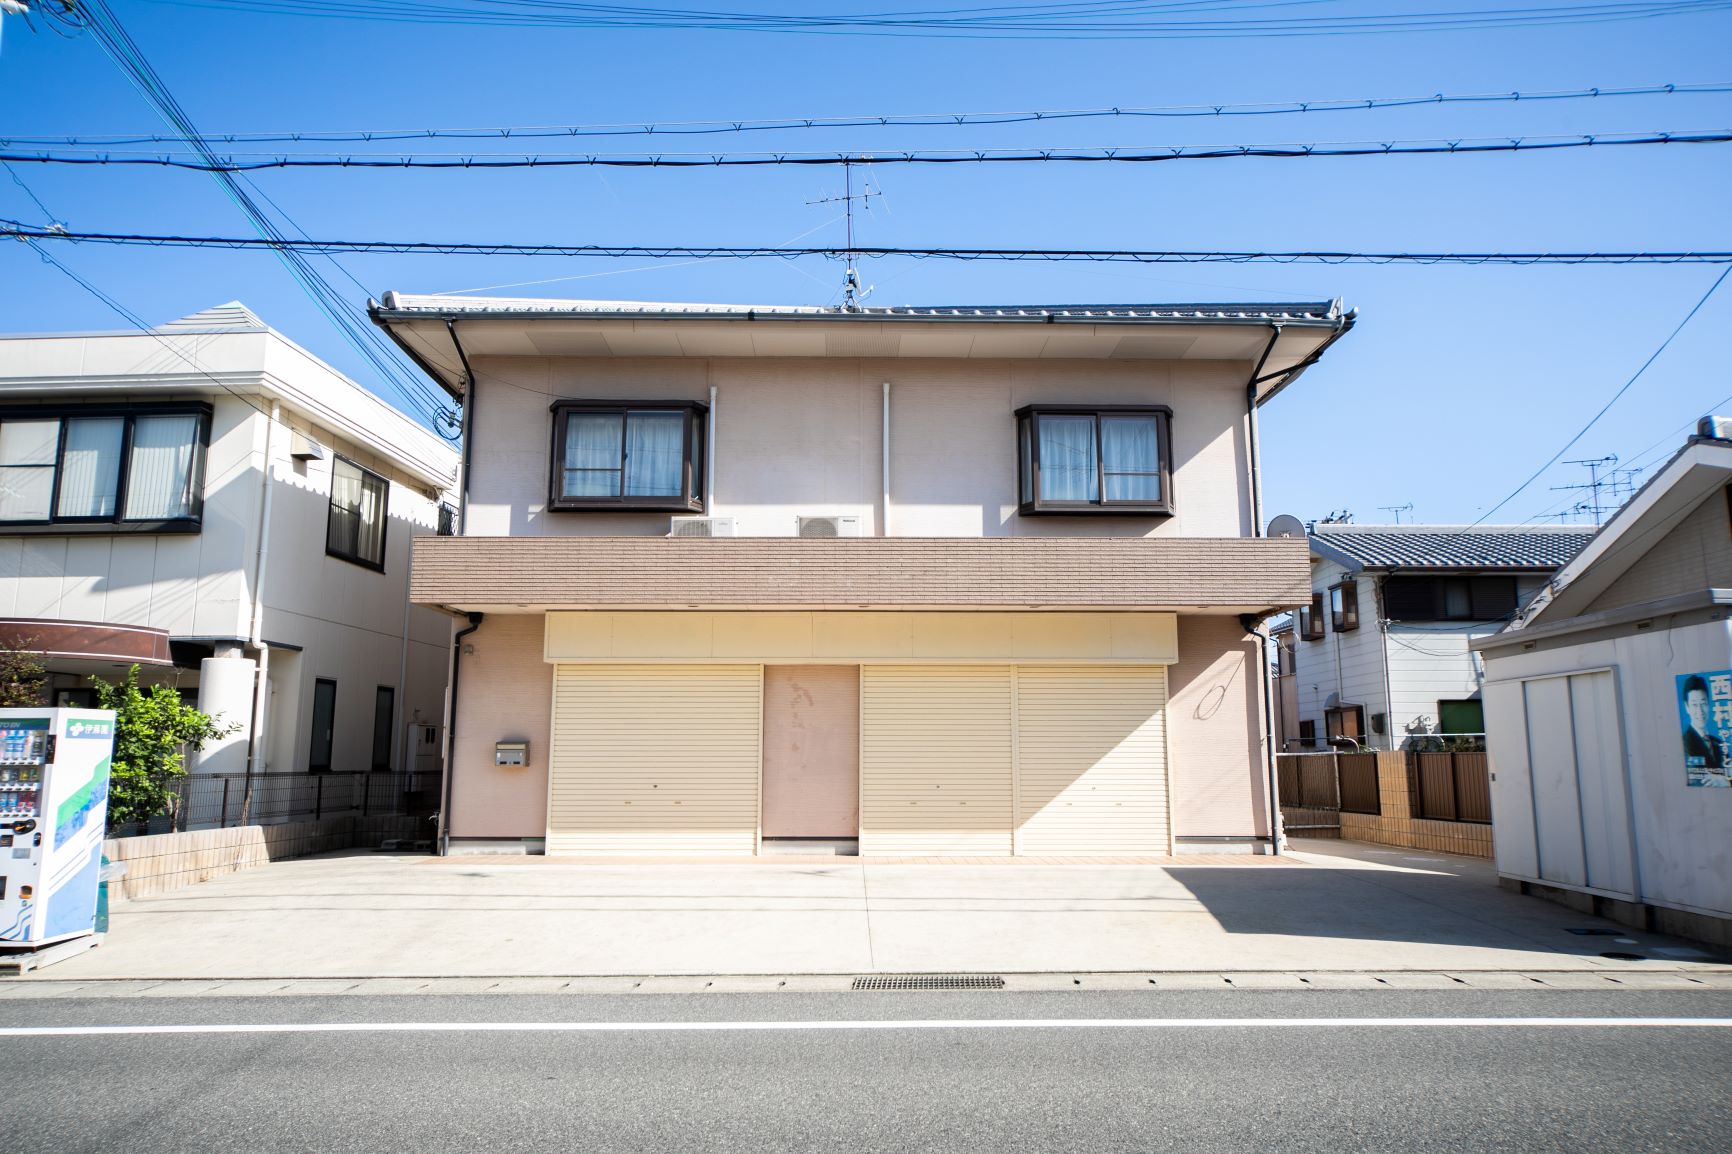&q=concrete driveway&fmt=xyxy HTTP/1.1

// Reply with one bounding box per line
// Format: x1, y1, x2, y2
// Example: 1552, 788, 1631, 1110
29, 839, 1731, 981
